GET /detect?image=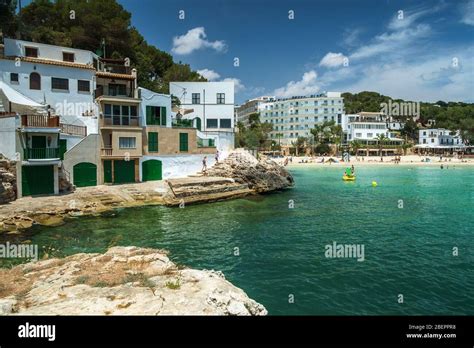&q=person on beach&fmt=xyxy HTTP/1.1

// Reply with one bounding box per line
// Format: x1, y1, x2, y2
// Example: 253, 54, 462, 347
351, 165, 355, 175
202, 156, 207, 174
215, 150, 219, 163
